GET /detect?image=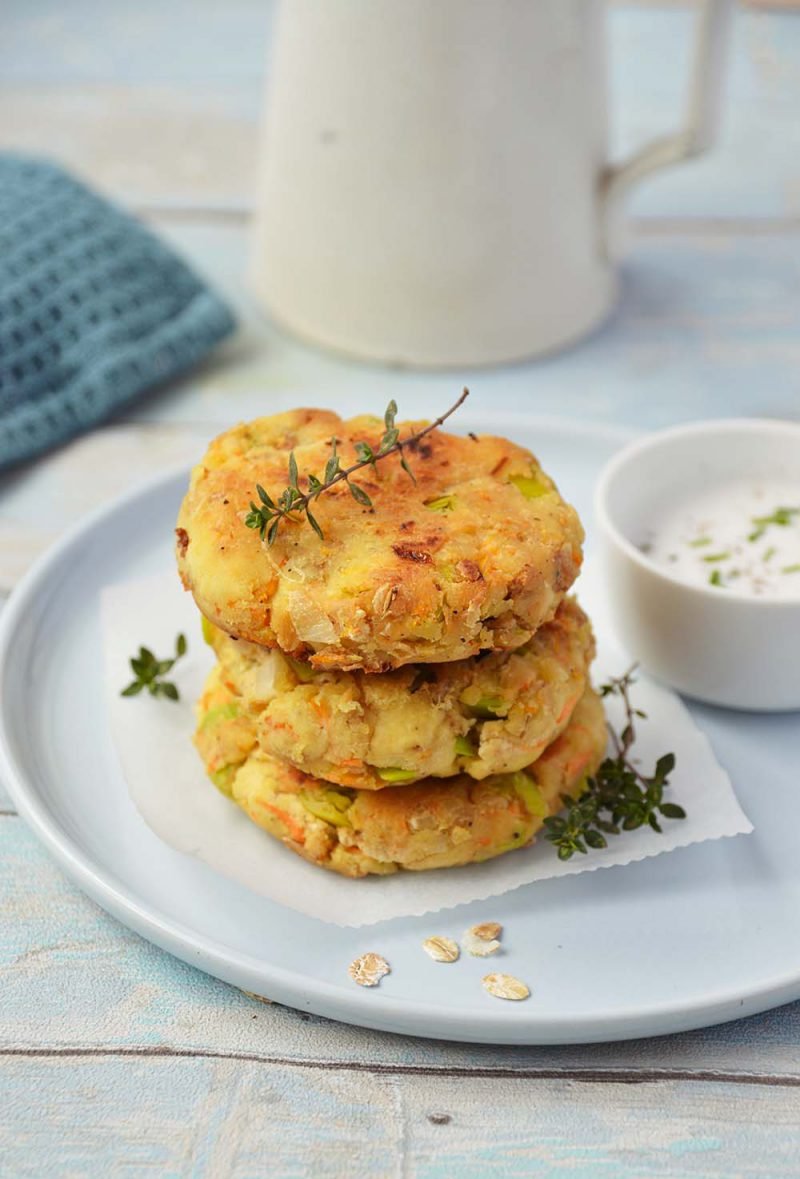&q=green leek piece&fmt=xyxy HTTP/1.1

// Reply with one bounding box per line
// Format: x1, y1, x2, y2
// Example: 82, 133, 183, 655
210, 765, 236, 798
377, 767, 418, 783
482, 828, 530, 859
463, 695, 506, 720
424, 494, 456, 513
201, 615, 217, 647
504, 770, 548, 818
199, 701, 240, 732
300, 788, 353, 827
509, 473, 549, 499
